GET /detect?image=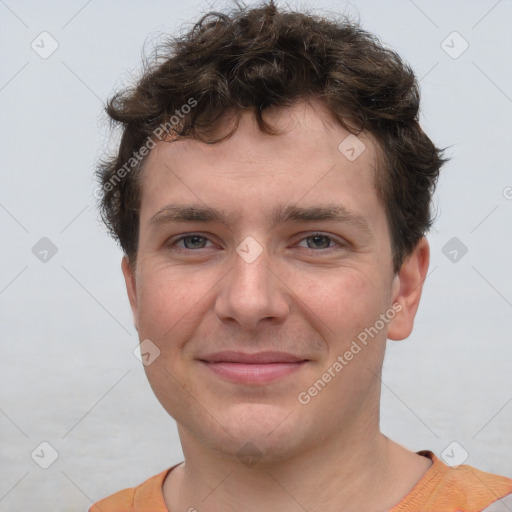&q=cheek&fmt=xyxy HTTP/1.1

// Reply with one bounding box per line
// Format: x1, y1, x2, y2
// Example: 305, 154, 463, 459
304, 268, 388, 340
136, 269, 209, 408
136, 266, 212, 346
